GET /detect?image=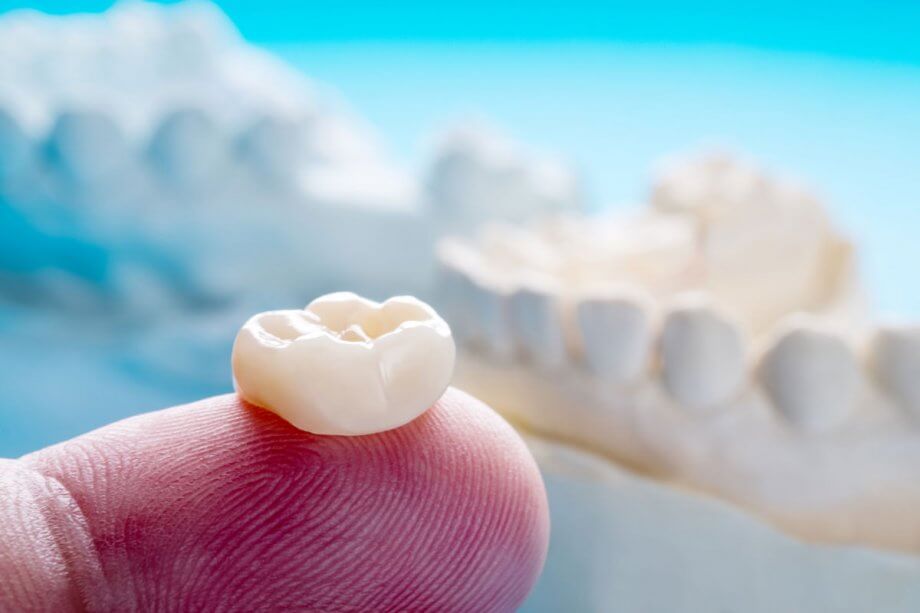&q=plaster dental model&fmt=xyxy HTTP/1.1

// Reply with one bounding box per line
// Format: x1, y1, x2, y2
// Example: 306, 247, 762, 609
437, 151, 920, 554
232, 292, 455, 435
0, 2, 581, 311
